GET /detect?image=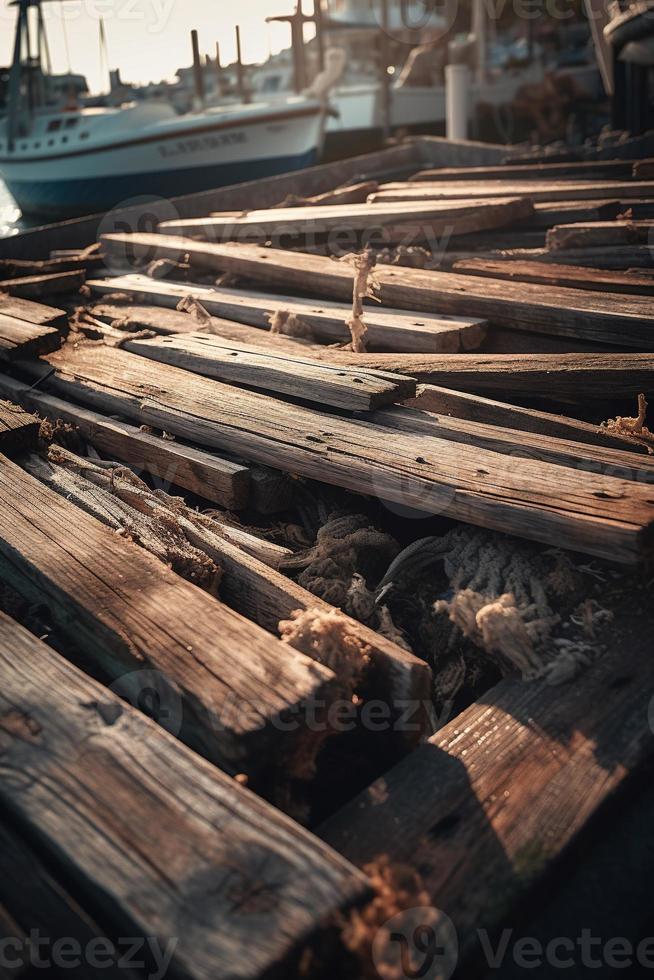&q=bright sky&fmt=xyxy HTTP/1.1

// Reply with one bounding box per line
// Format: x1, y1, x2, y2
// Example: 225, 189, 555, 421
0, 0, 299, 92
